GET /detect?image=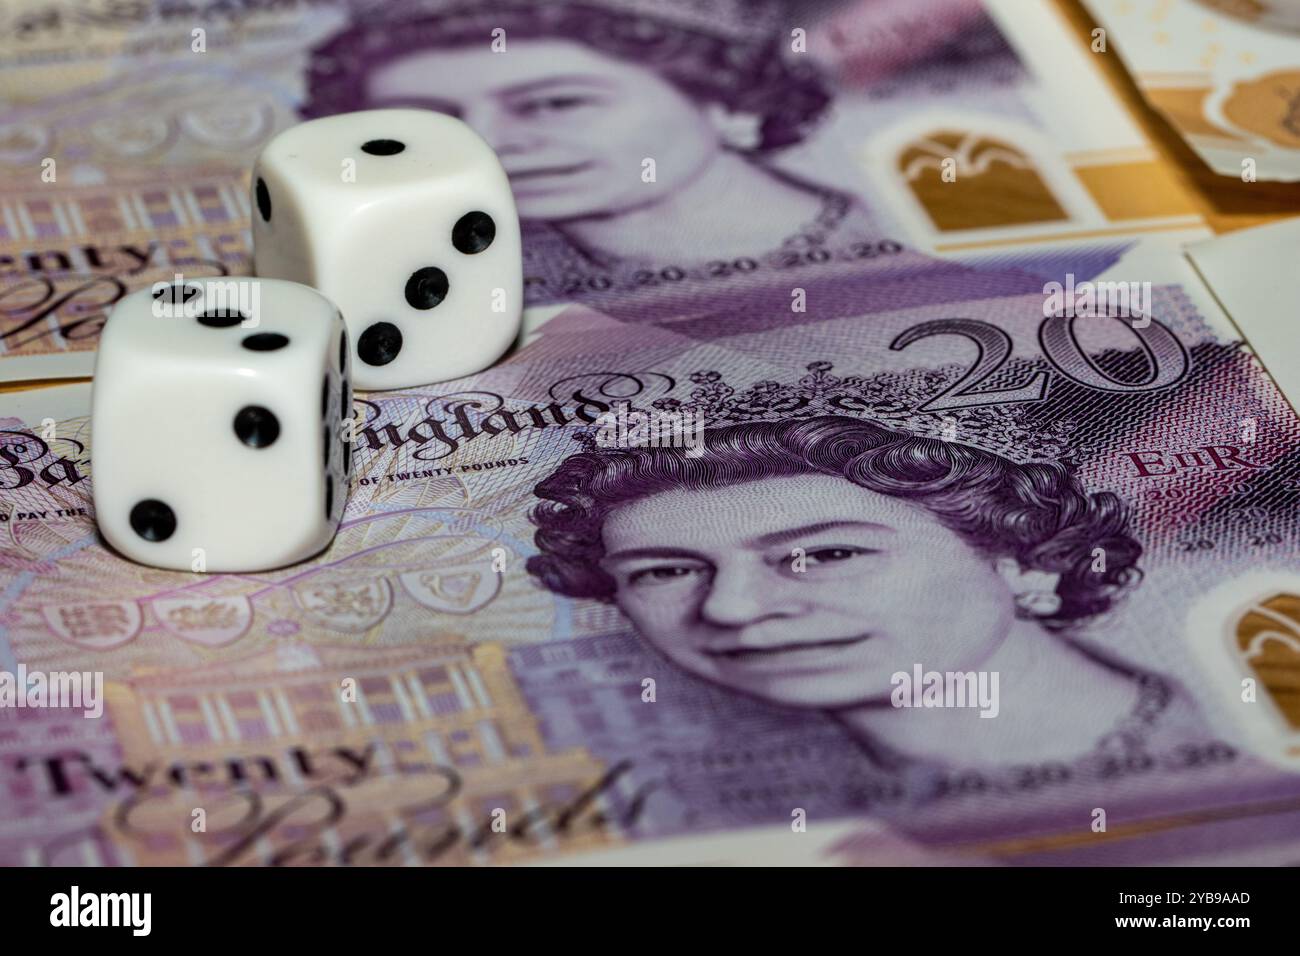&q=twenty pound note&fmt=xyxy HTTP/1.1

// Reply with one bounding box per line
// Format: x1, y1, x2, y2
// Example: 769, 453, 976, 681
0, 0, 1213, 382
1, 258, 1300, 866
